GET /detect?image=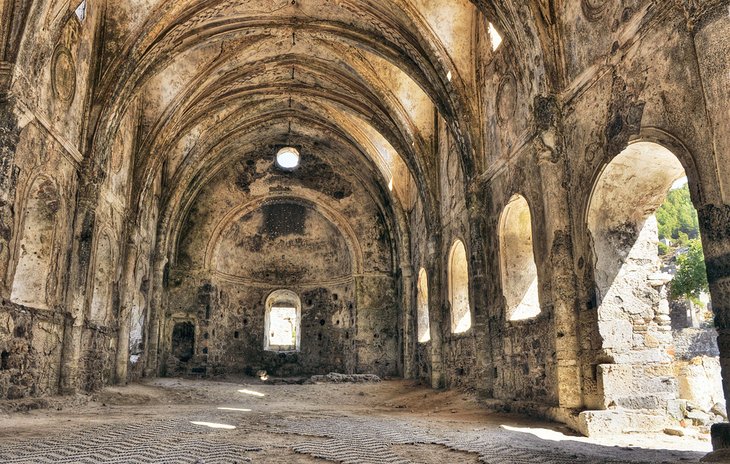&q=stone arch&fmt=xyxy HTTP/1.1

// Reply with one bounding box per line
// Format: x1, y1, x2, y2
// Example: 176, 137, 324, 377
10, 176, 61, 309
499, 194, 540, 321
588, 142, 686, 309
417, 268, 430, 343
202, 195, 363, 278
448, 240, 471, 334
586, 140, 722, 415
89, 232, 114, 323
264, 290, 302, 352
